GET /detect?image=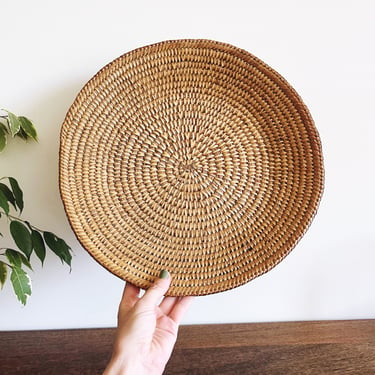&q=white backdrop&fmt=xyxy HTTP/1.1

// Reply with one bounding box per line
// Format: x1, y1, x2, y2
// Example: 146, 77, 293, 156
0, 0, 374, 330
